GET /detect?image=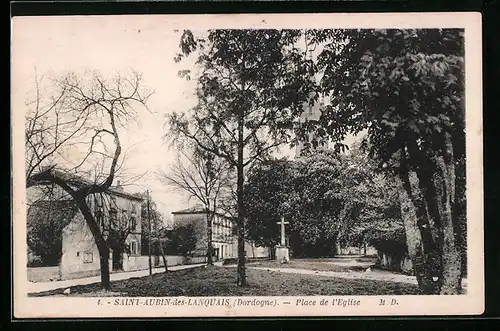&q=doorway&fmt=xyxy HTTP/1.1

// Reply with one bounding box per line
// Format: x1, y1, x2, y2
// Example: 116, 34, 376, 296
112, 249, 123, 271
